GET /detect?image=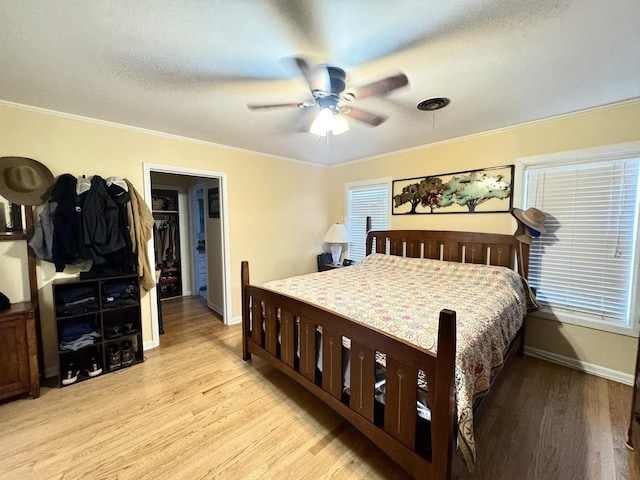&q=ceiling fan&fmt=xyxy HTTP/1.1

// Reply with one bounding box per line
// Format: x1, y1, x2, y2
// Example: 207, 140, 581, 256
247, 57, 409, 136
